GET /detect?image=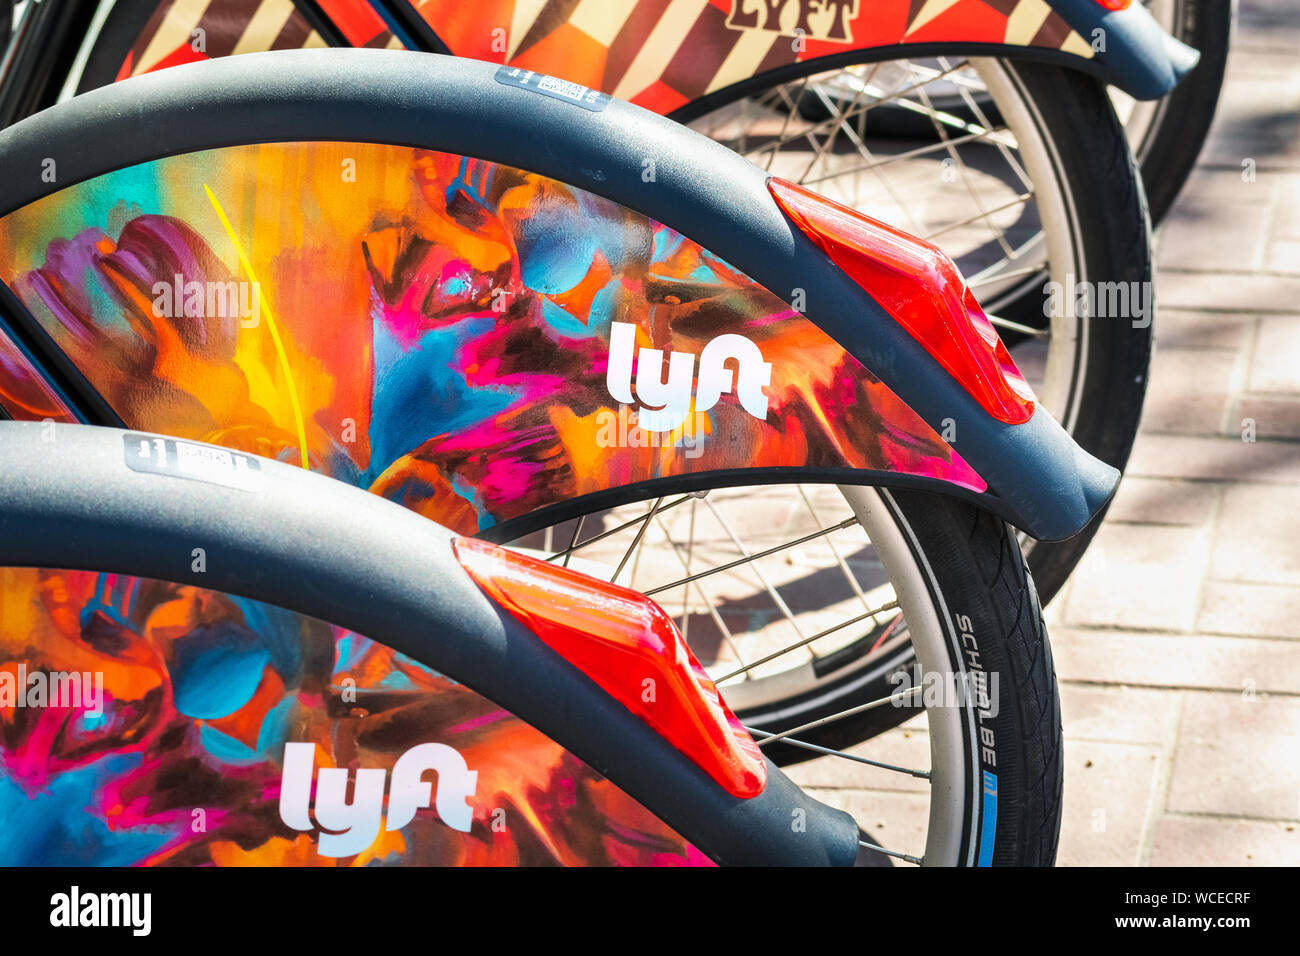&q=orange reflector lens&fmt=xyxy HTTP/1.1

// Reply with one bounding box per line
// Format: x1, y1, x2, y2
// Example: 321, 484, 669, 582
453, 537, 767, 798
769, 177, 1036, 426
